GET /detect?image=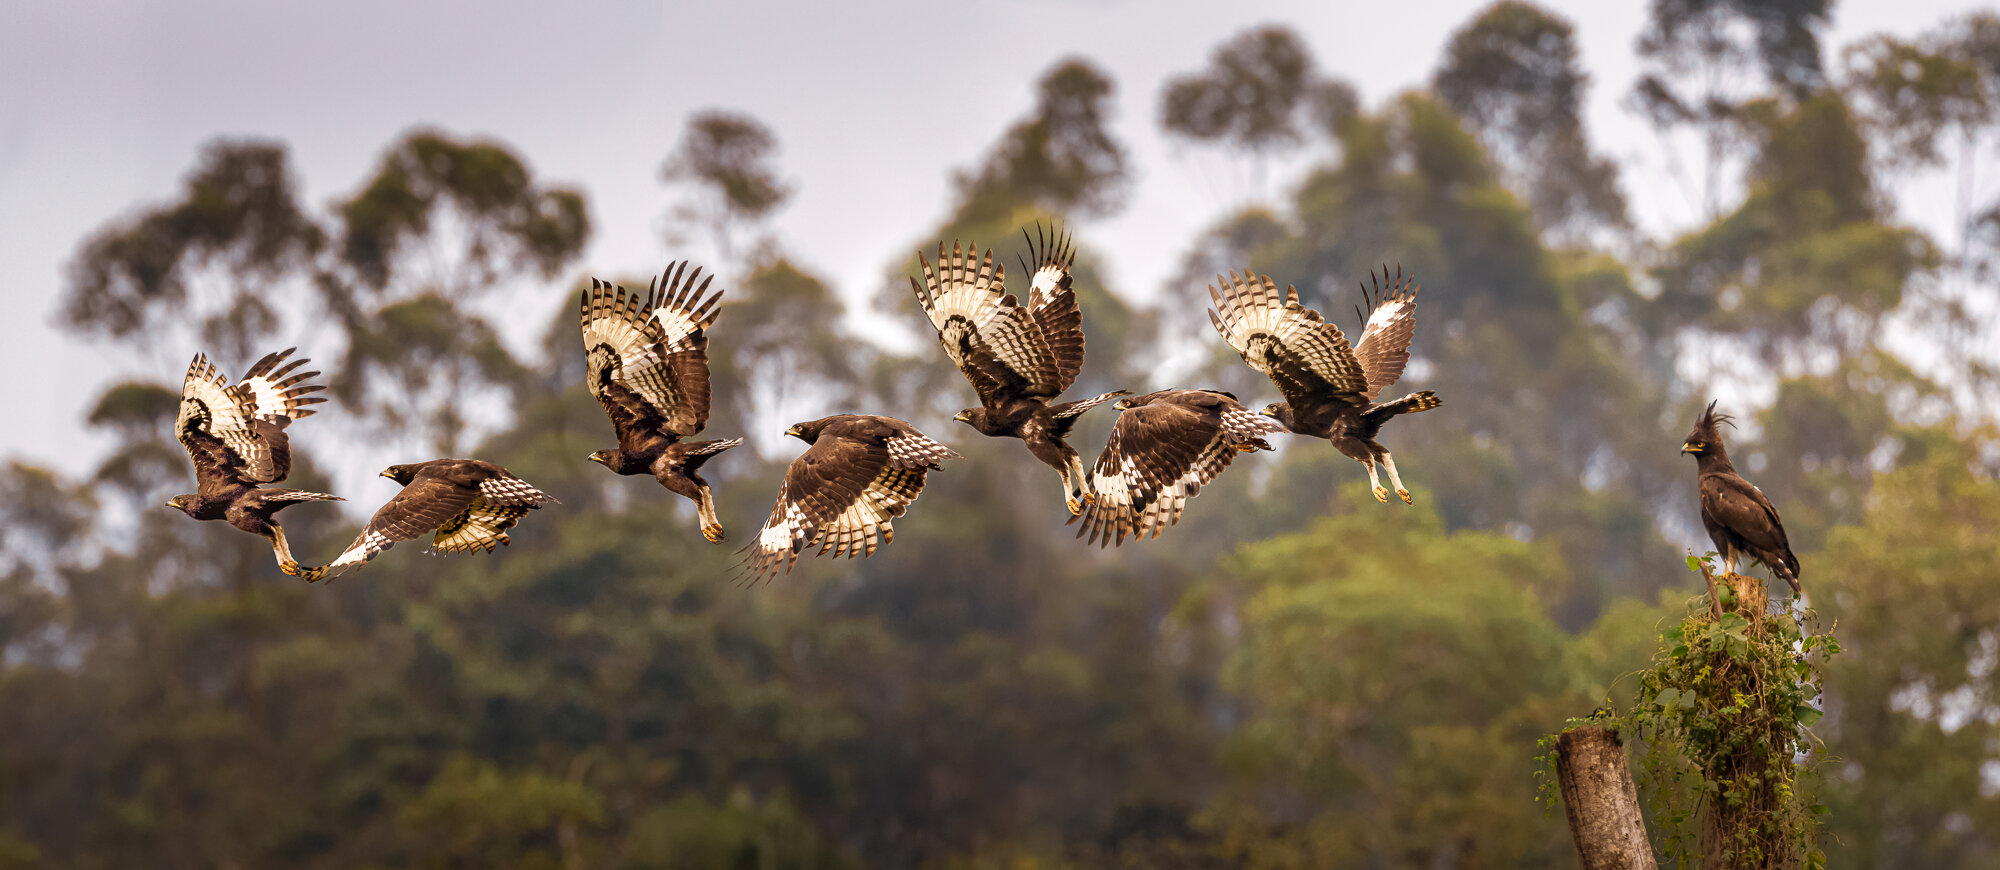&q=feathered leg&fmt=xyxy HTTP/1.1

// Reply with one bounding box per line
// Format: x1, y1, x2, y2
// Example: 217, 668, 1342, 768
1363, 457, 1388, 504
696, 483, 725, 544
271, 525, 300, 575
1380, 453, 1413, 505
1068, 451, 1094, 507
